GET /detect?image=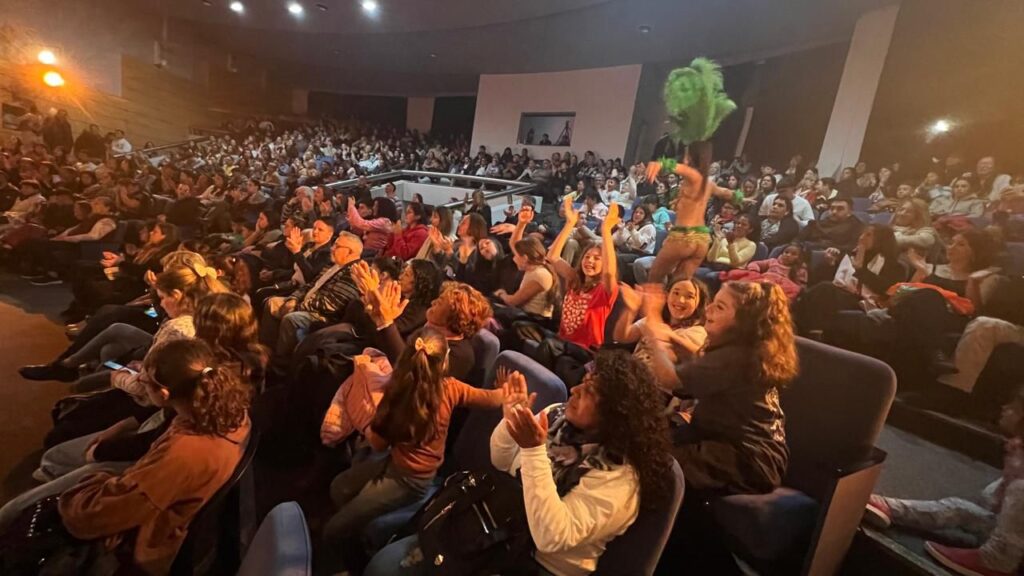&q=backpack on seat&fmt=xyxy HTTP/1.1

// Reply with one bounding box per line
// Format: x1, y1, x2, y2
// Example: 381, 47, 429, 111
416, 470, 535, 576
